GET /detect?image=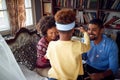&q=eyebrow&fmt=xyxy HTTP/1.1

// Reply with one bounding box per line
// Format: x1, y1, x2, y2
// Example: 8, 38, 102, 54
88, 27, 98, 30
